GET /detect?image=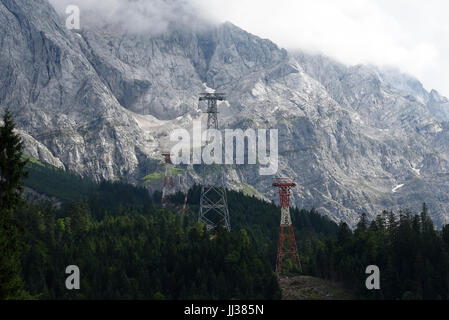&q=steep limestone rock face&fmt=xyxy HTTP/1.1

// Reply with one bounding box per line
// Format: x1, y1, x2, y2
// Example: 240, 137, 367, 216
88, 20, 449, 225
0, 0, 154, 182
79, 27, 206, 120
428, 90, 449, 122
1, 0, 448, 226
294, 52, 449, 225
